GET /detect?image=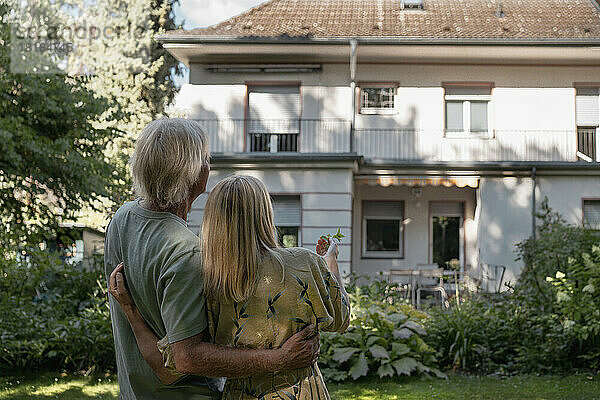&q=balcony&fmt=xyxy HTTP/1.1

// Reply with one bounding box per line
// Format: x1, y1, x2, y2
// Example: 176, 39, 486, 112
194, 119, 579, 162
